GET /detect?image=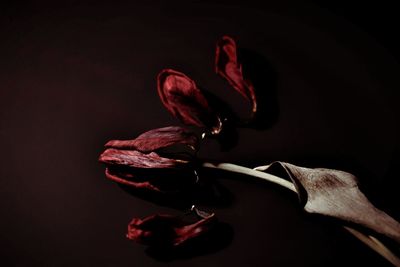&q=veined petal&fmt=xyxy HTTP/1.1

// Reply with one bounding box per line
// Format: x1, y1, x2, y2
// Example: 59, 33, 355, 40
99, 148, 187, 169
105, 126, 199, 152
